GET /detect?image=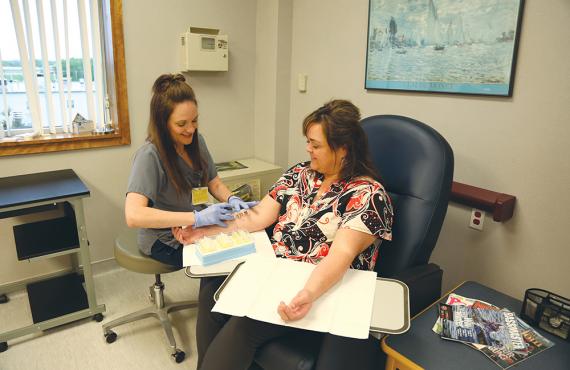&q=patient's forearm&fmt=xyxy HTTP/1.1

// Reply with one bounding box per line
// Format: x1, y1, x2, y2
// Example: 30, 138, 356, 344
190, 208, 266, 237
302, 249, 354, 301
182, 195, 279, 241
302, 228, 377, 302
